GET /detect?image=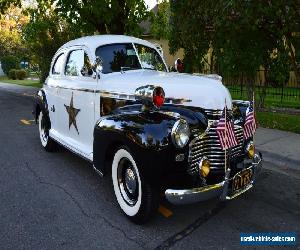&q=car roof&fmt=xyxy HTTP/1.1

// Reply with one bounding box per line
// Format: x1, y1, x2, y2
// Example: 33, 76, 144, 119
59, 35, 157, 54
